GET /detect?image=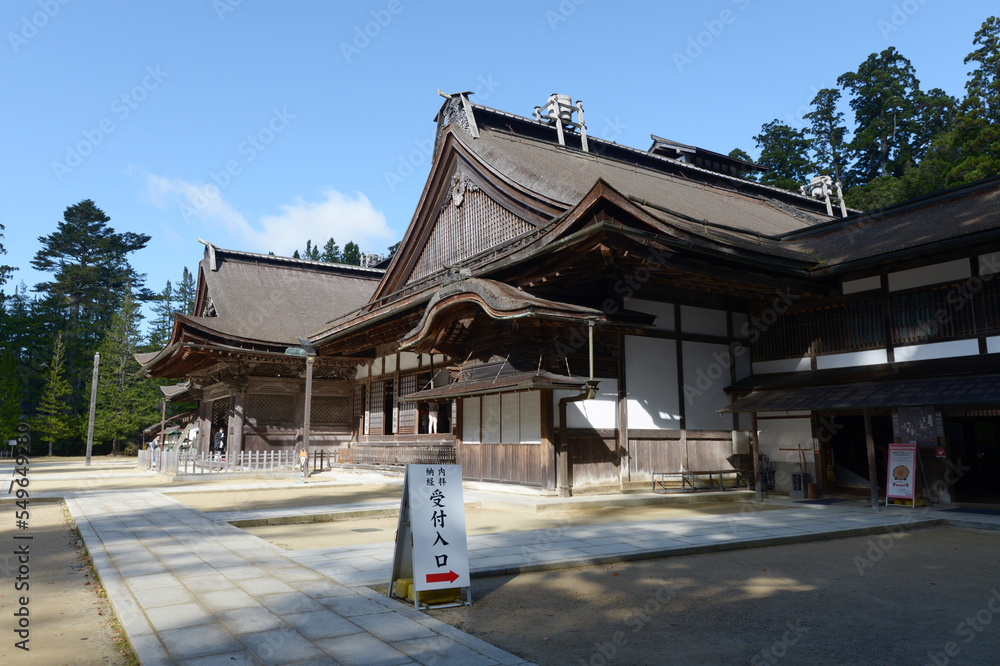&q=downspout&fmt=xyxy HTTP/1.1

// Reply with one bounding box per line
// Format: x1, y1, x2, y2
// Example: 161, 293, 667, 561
557, 319, 599, 497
